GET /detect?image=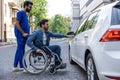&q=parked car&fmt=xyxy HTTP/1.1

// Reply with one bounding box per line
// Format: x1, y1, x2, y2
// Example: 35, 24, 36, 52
68, 1, 120, 80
